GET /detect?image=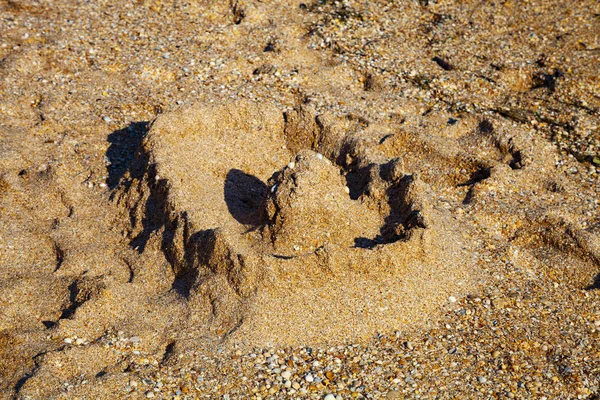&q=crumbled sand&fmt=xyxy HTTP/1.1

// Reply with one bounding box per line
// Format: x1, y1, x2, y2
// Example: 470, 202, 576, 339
0, 0, 599, 398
